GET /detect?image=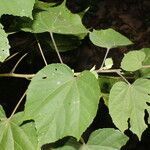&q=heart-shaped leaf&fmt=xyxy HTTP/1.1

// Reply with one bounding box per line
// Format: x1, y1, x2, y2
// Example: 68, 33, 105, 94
121, 50, 146, 71
80, 128, 128, 150
24, 64, 100, 146
109, 79, 150, 139
89, 29, 133, 49
21, 1, 87, 34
